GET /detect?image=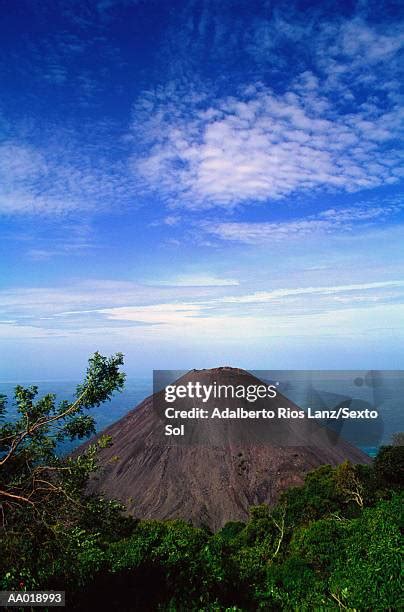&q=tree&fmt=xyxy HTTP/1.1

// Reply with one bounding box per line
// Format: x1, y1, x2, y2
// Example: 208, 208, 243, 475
392, 432, 404, 446
0, 352, 130, 591
0, 352, 125, 519
329, 493, 403, 610
373, 444, 404, 488
334, 460, 365, 508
